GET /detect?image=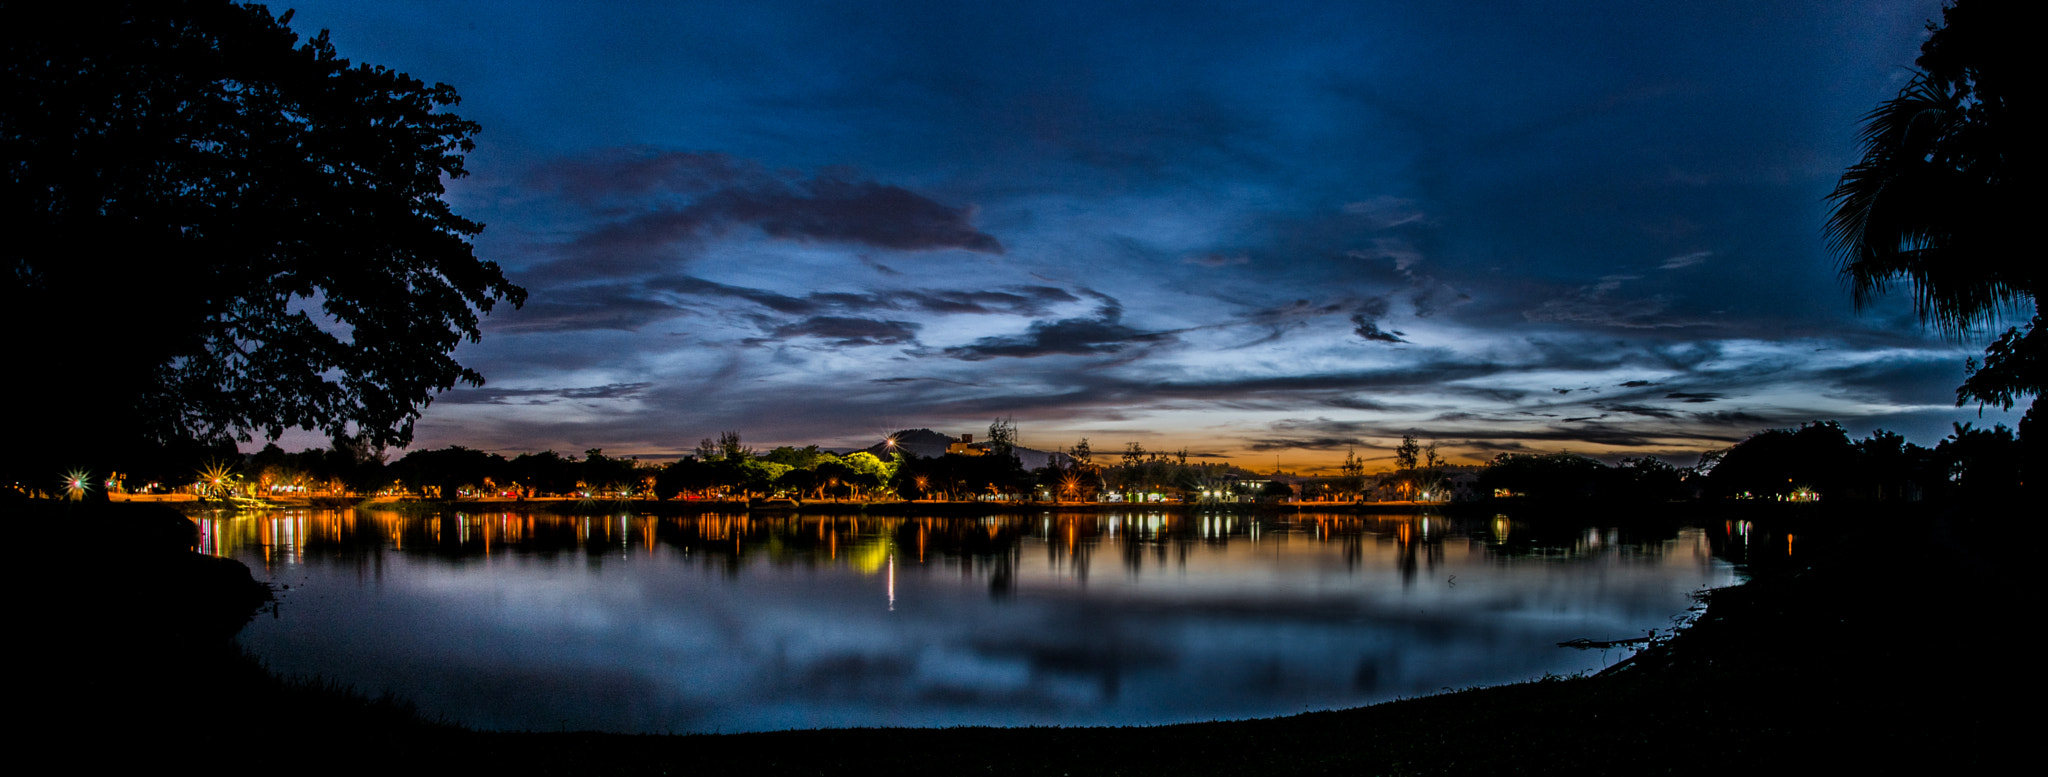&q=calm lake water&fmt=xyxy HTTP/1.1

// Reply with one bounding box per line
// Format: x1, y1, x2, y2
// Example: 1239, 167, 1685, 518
205, 507, 1742, 733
